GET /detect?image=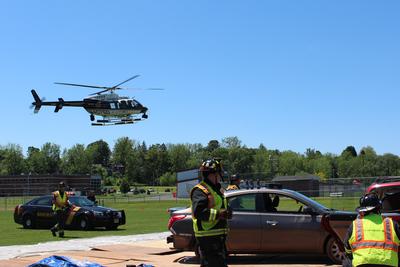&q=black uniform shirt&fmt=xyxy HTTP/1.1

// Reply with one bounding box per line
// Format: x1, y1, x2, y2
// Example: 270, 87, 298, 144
191, 178, 227, 230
